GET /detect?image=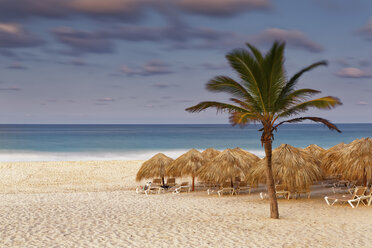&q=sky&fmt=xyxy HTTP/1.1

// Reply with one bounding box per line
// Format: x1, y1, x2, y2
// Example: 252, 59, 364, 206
0, 0, 372, 124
